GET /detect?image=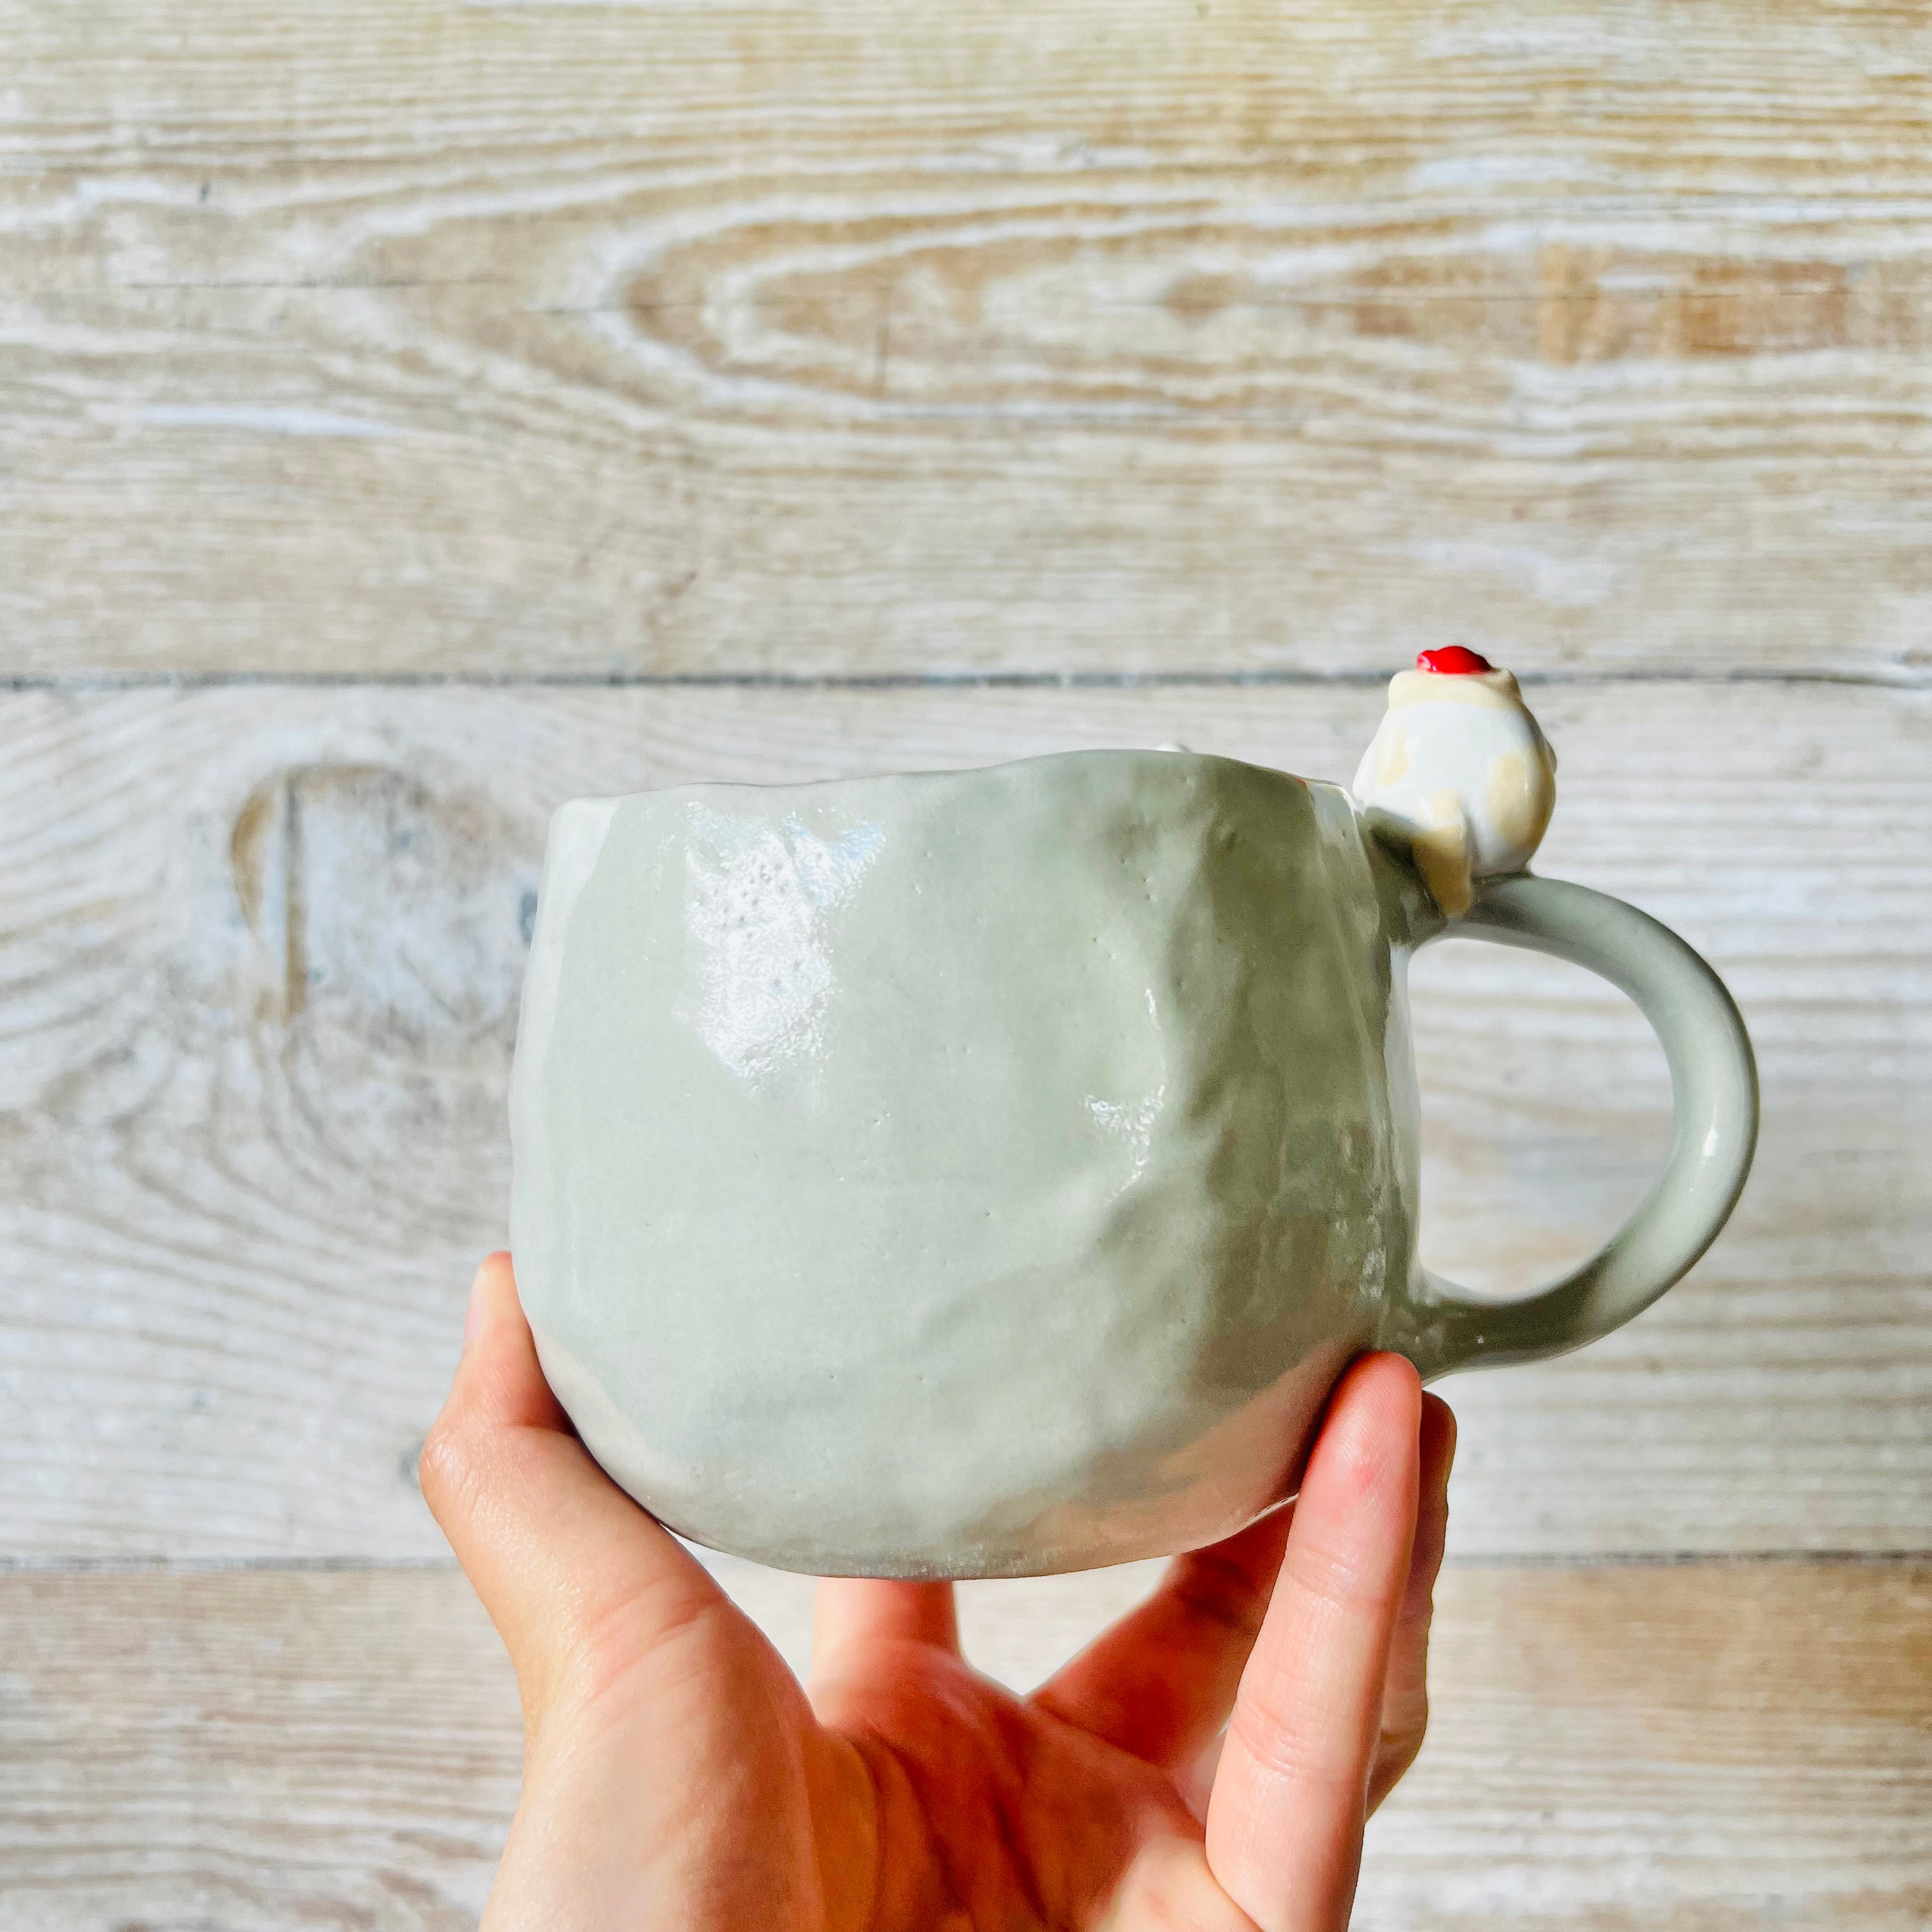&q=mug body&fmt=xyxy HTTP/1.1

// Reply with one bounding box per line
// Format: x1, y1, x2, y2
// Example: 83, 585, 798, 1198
509, 750, 1422, 1577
